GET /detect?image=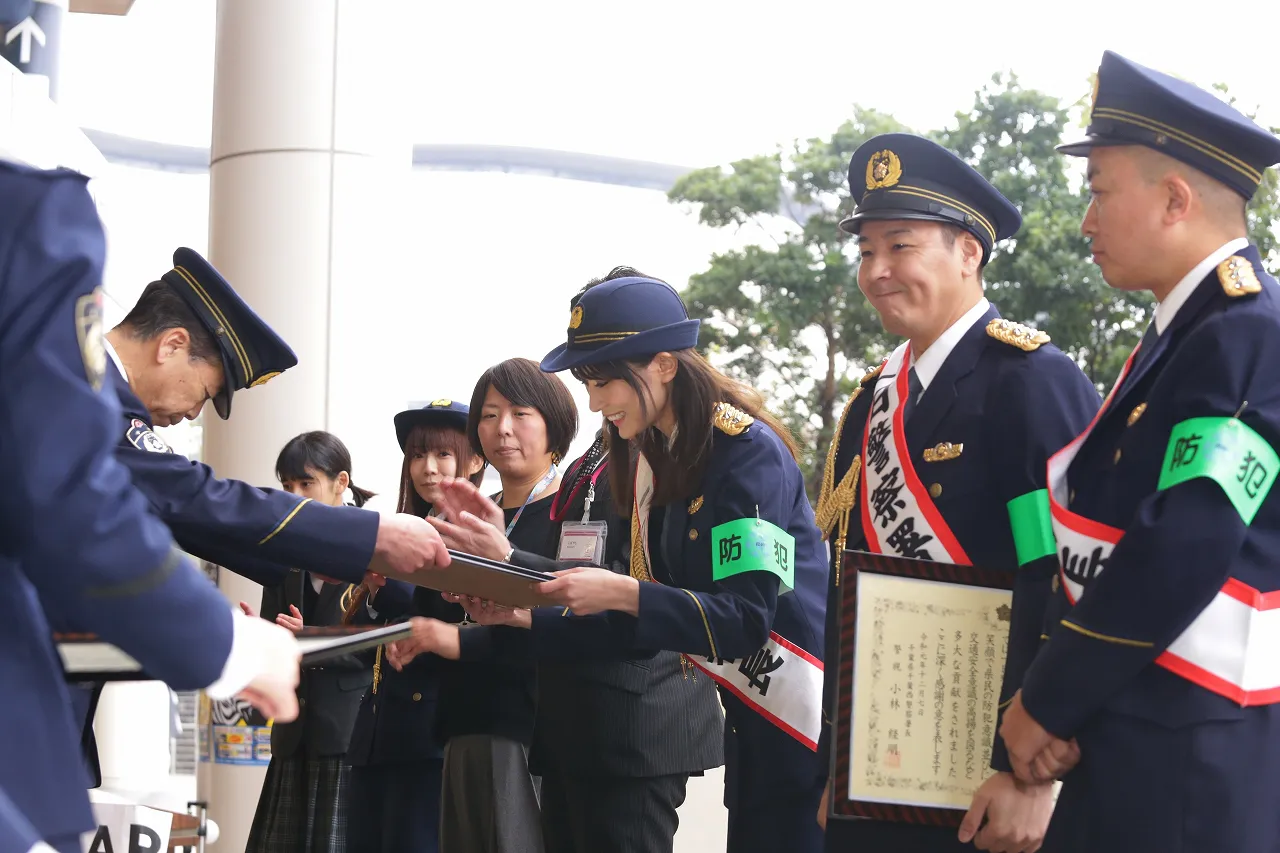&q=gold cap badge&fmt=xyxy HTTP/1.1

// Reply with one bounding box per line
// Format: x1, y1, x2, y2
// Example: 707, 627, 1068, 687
1218, 256, 1261, 298
569, 304, 584, 330
865, 149, 902, 191
430, 398, 452, 407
